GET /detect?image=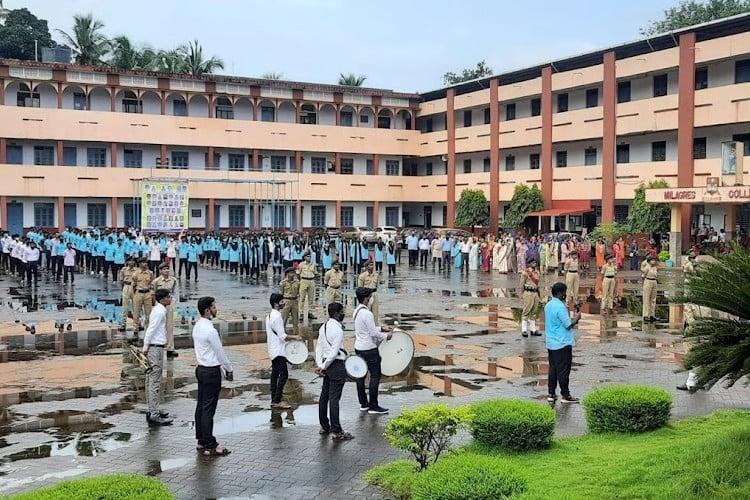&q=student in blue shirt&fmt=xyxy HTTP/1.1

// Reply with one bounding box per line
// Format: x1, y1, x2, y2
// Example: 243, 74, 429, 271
54, 237, 67, 281
186, 239, 200, 281
113, 239, 127, 283
544, 282, 581, 405
178, 239, 191, 278
103, 237, 116, 279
